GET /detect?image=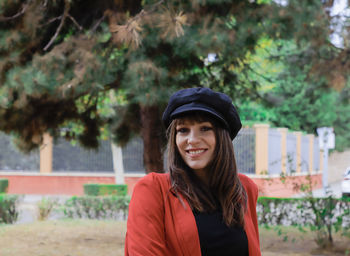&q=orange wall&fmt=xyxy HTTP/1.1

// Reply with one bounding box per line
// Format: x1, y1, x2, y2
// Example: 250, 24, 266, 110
0, 174, 115, 196
252, 173, 322, 197
0, 172, 322, 197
